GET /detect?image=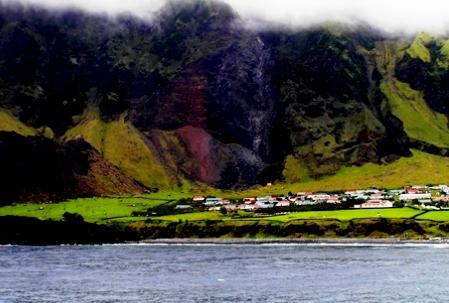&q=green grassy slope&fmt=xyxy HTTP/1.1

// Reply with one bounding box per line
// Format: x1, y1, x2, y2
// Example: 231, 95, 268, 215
0, 109, 36, 136
406, 32, 432, 63
380, 80, 449, 147
64, 107, 174, 189
236, 149, 449, 197
0, 196, 175, 223
375, 39, 449, 148
266, 208, 421, 221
